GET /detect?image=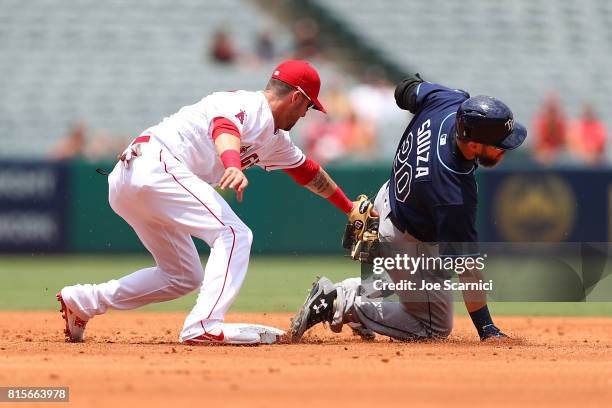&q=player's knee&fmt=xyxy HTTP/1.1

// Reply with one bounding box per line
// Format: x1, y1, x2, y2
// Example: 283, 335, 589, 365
232, 224, 253, 248
168, 274, 201, 295
244, 226, 253, 246
165, 263, 204, 294
190, 267, 204, 288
